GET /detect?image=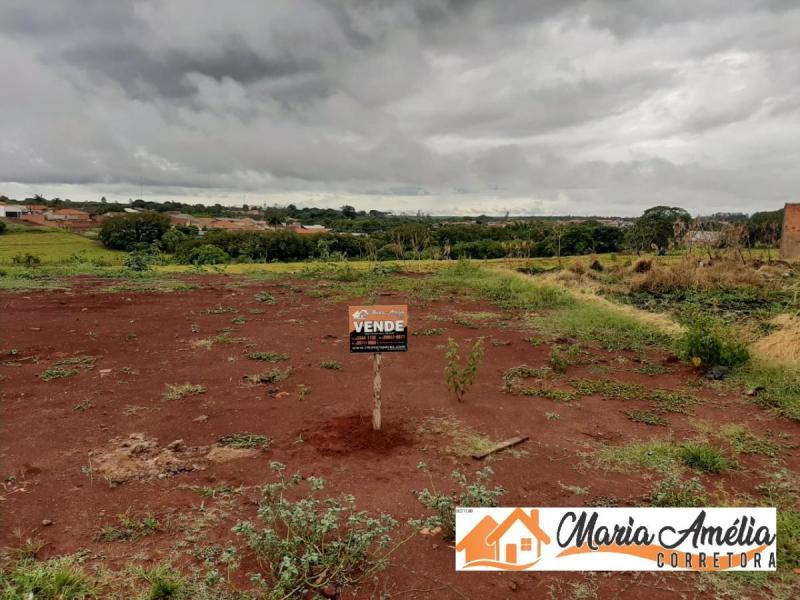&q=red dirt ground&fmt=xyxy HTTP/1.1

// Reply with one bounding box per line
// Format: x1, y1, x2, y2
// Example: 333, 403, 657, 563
1, 273, 797, 598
